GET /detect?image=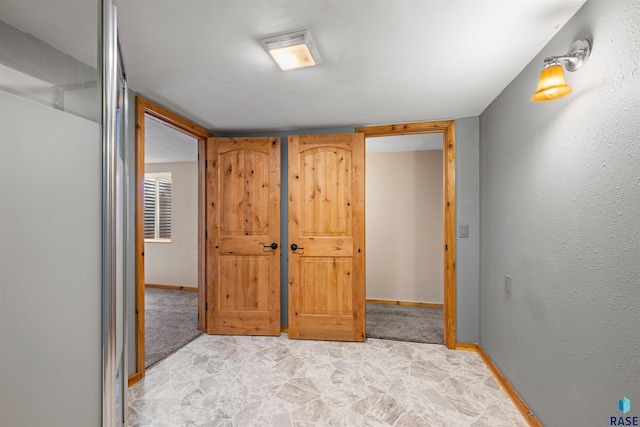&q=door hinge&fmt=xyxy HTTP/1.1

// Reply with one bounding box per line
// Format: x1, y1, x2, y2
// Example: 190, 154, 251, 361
445, 244, 448, 251
206, 231, 208, 240
205, 302, 208, 311
205, 160, 208, 168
